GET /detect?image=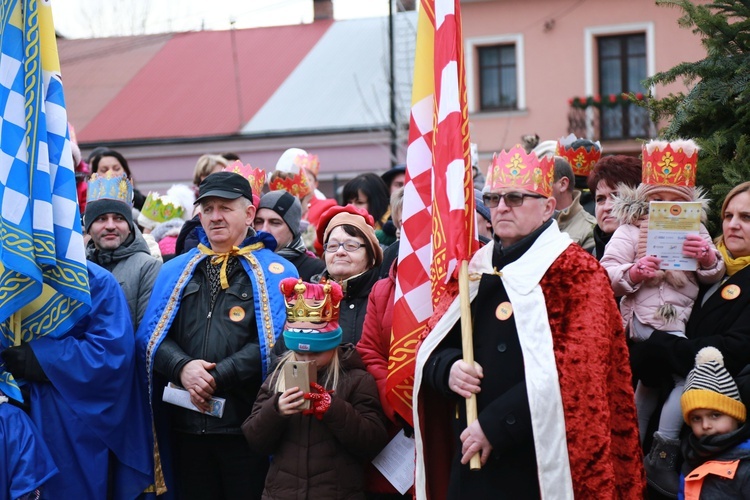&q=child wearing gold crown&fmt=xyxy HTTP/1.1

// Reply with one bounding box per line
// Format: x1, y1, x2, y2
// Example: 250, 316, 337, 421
242, 278, 388, 499
600, 139, 726, 497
